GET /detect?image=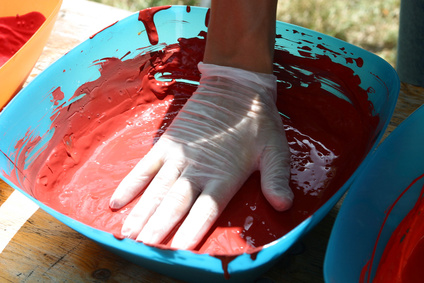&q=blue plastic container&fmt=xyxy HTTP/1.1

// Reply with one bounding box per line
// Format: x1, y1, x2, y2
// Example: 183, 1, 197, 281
0, 6, 399, 282
324, 105, 424, 283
